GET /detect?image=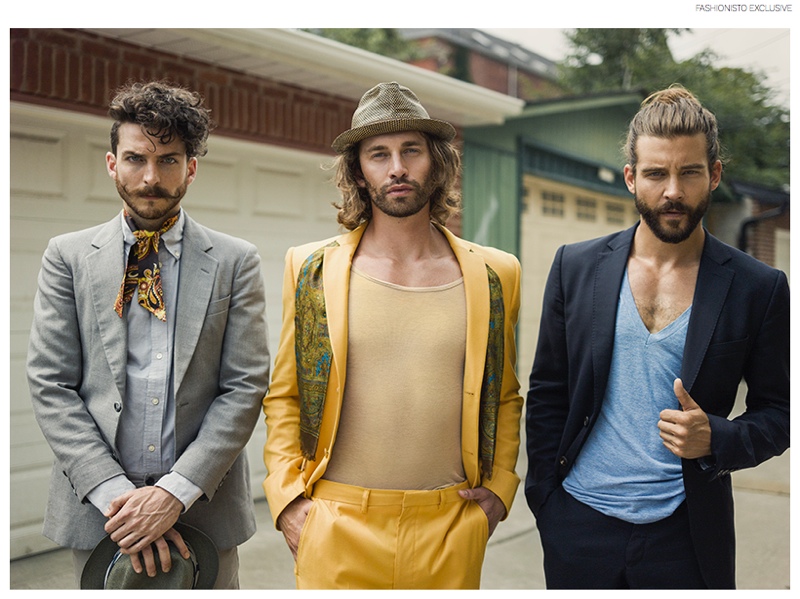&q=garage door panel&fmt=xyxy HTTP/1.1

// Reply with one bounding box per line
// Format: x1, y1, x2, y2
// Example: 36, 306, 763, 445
10, 129, 67, 198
